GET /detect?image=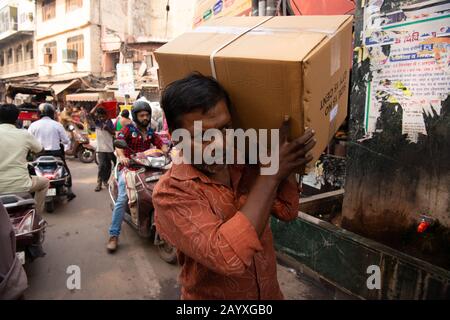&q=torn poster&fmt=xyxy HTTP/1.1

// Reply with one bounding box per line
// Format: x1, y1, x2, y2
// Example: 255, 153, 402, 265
362, 0, 450, 143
